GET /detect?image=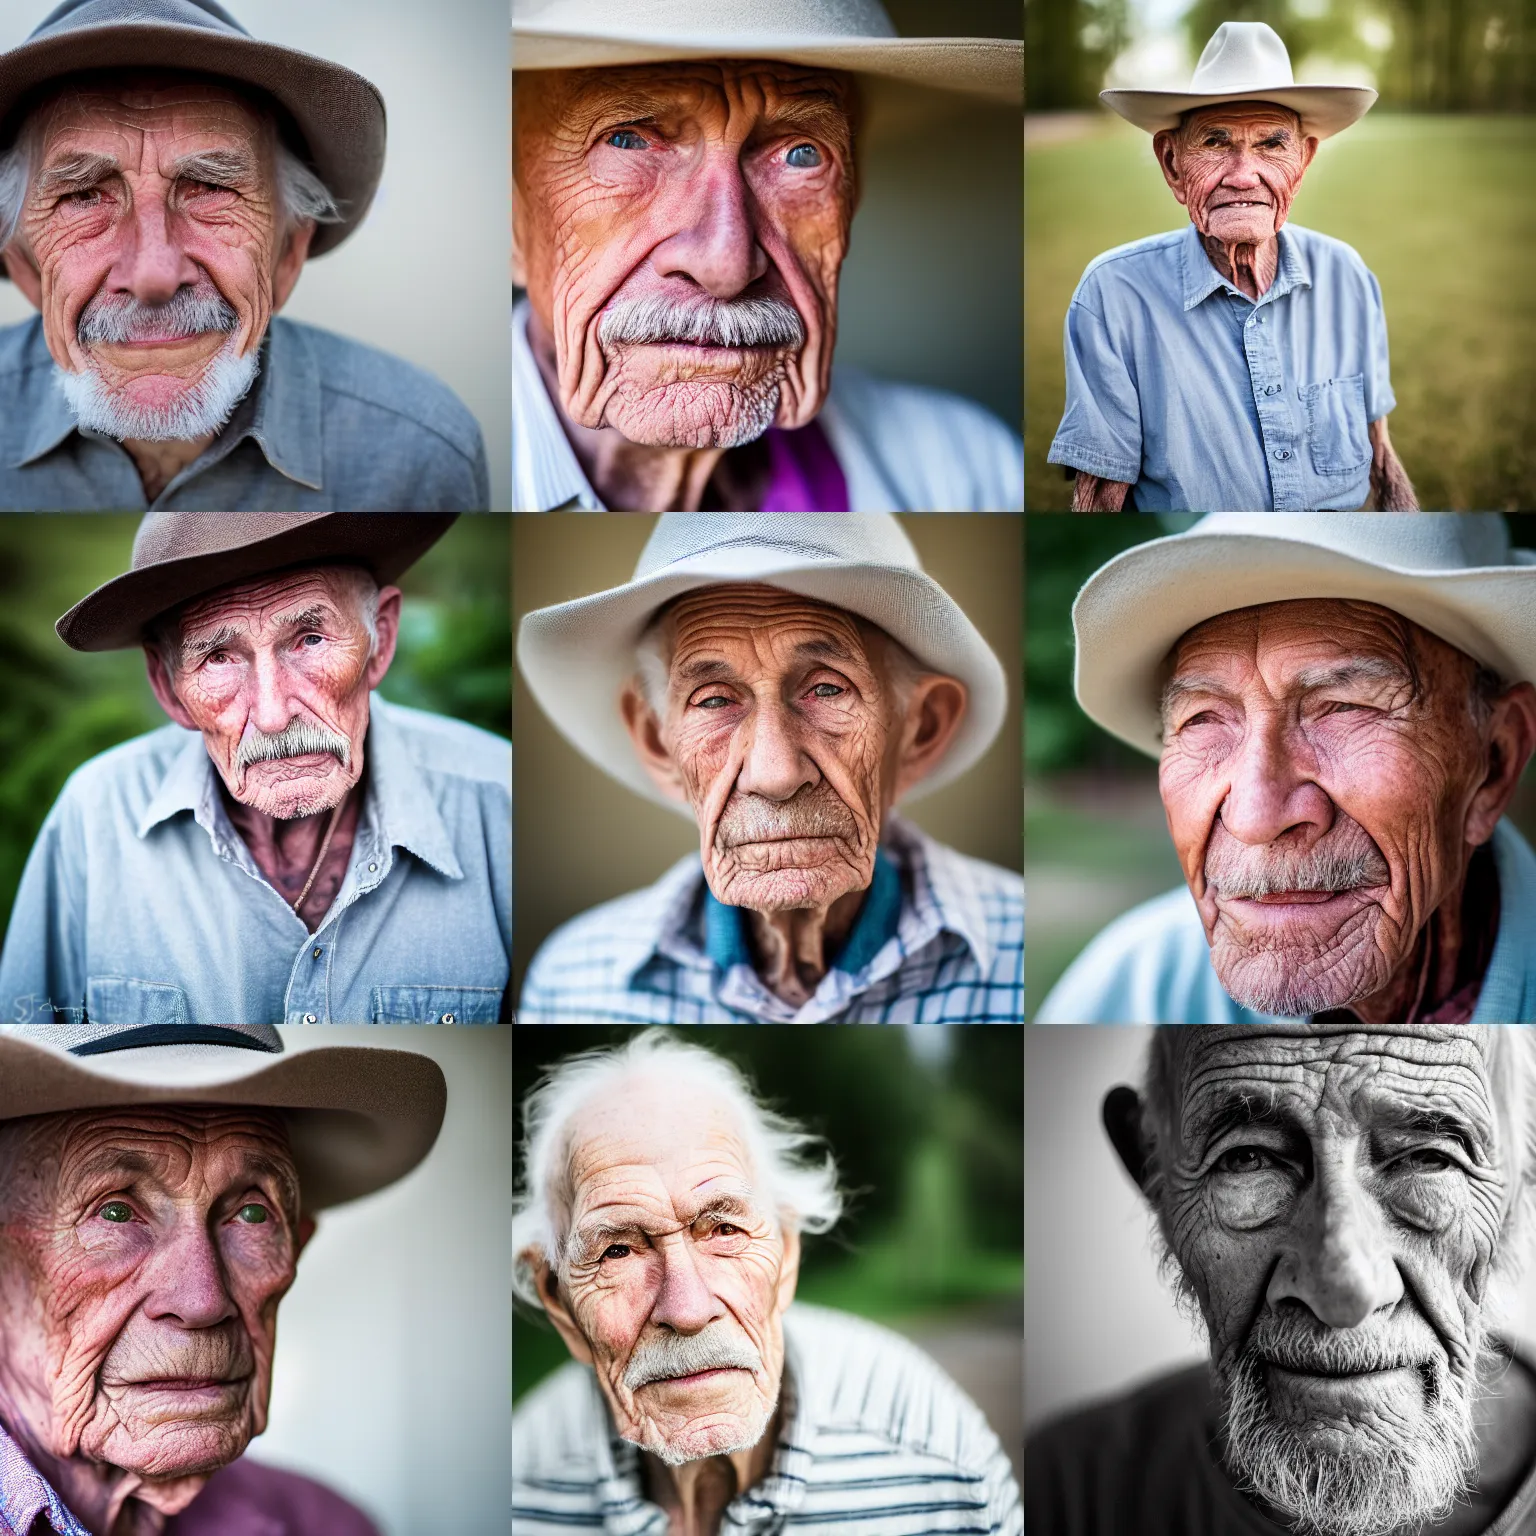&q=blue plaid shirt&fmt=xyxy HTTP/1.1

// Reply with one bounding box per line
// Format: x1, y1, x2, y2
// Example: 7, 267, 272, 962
517, 817, 1023, 1023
